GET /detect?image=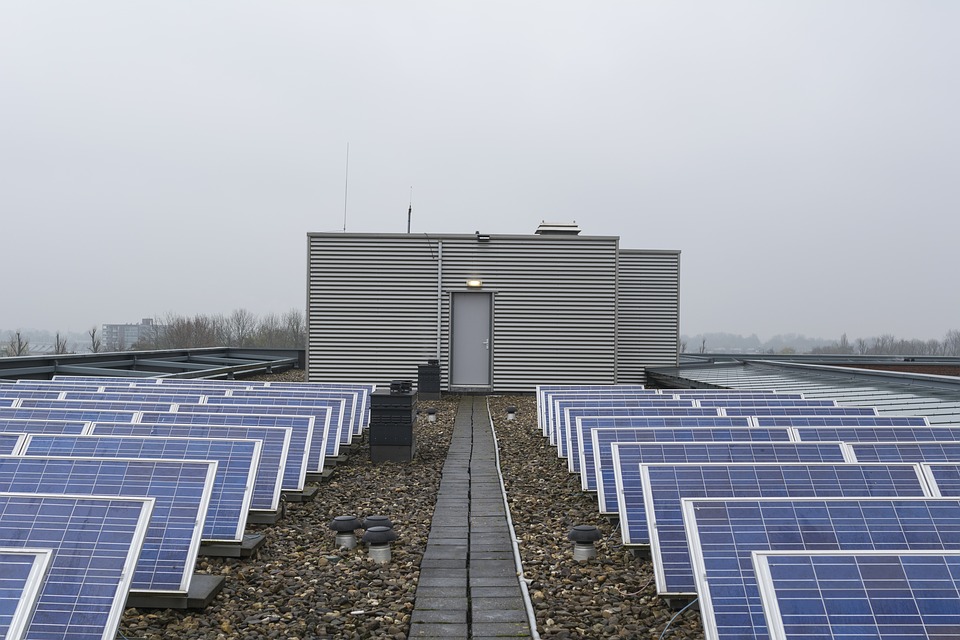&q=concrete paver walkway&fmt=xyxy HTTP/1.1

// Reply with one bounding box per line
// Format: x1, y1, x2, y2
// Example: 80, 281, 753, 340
409, 396, 533, 639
